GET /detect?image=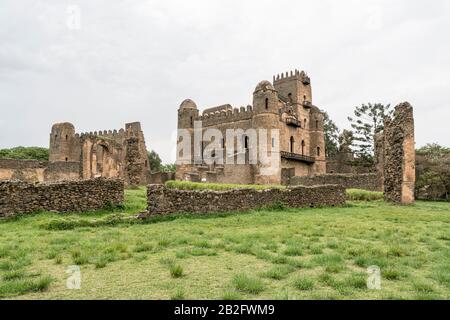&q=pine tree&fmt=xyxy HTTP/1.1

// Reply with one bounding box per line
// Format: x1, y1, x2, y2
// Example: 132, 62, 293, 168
347, 103, 392, 162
